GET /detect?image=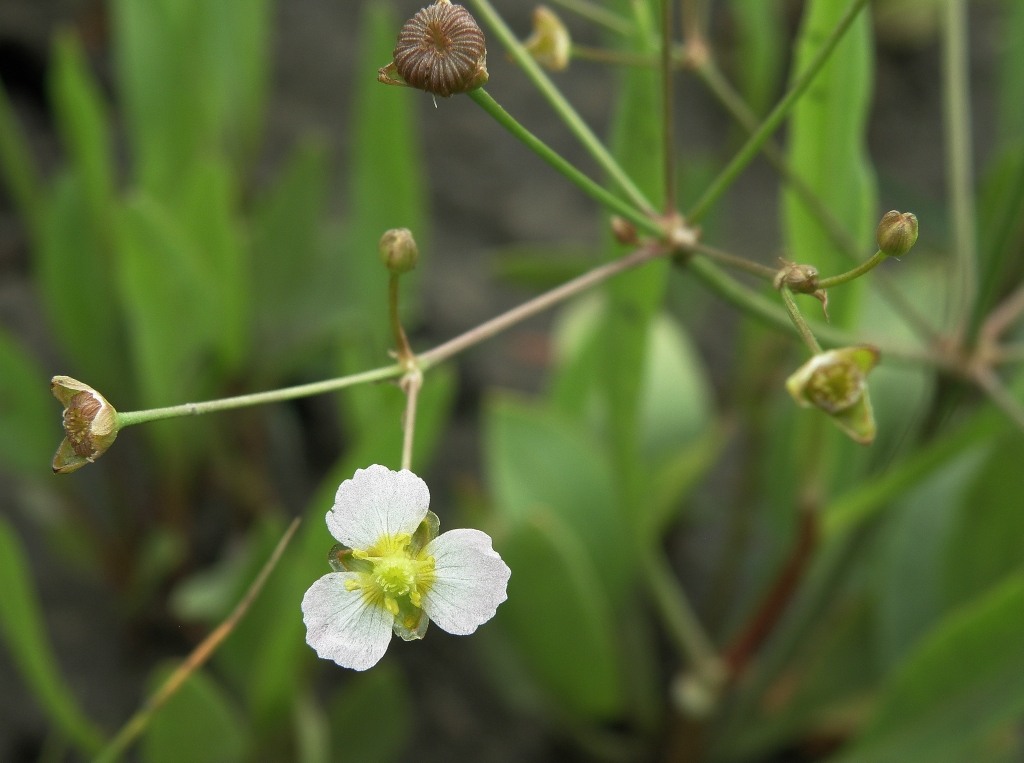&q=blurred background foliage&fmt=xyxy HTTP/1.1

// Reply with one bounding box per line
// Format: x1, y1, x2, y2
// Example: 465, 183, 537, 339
1, 0, 1023, 761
